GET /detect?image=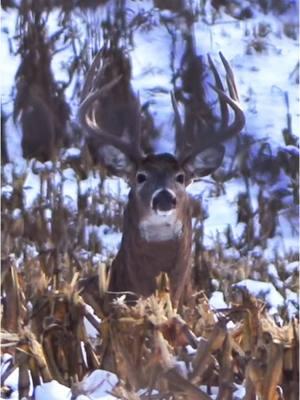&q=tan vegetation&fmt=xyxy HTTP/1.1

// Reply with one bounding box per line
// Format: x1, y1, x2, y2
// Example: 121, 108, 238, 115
1, 166, 298, 399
